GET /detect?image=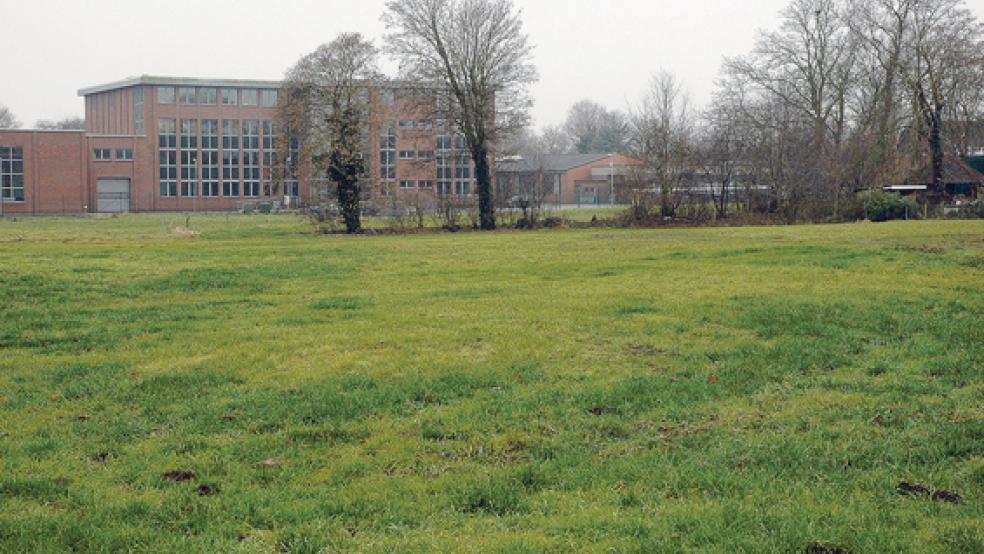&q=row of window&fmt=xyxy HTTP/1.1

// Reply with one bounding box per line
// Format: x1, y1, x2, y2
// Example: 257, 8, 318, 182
158, 118, 296, 198
93, 148, 133, 161
399, 150, 434, 160
0, 146, 25, 202
398, 120, 434, 130
157, 86, 279, 108
389, 181, 471, 195
399, 180, 434, 189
